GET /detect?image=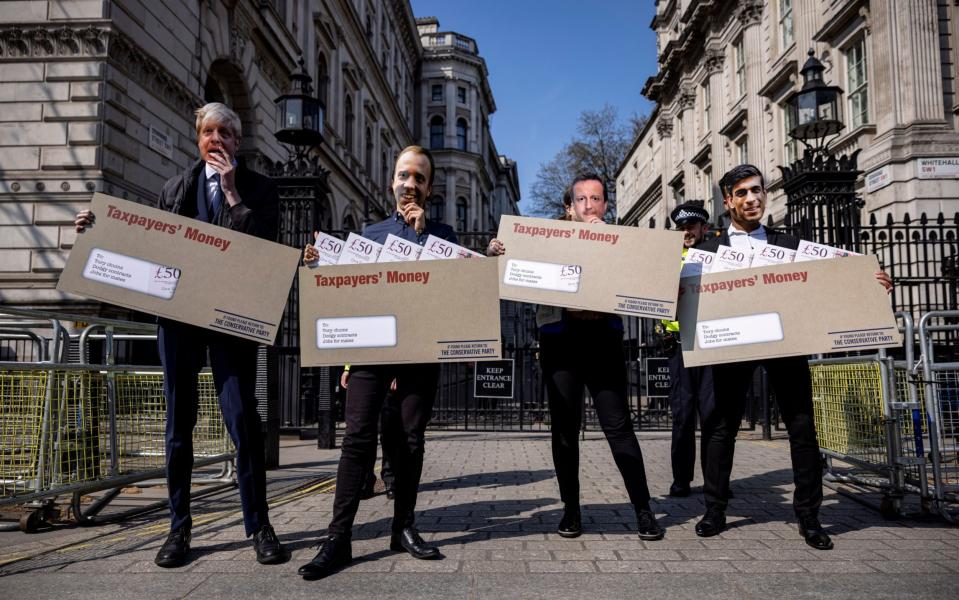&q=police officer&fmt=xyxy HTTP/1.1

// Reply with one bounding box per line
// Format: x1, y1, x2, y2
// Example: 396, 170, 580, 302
663, 200, 715, 498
